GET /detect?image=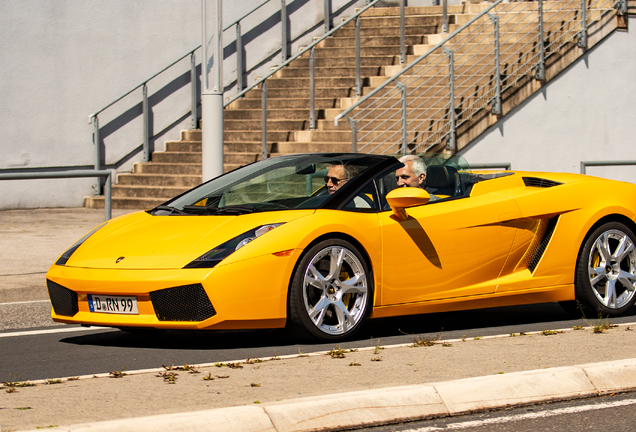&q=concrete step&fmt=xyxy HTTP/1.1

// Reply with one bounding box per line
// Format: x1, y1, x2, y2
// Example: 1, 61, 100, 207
318, 35, 427, 48
262, 77, 356, 88
242, 87, 354, 100
230, 98, 340, 110
289, 55, 397, 68
369, 73, 495, 87
225, 130, 294, 142
224, 119, 310, 131
85, 196, 166, 210
152, 152, 202, 164
111, 185, 190, 199
332, 24, 441, 38
359, 5, 466, 17
225, 108, 317, 120
324, 106, 479, 121
467, 1, 582, 14
117, 173, 201, 187
348, 15, 447, 28
165, 141, 202, 152
308, 46, 402, 58
134, 162, 202, 175
275, 66, 383, 78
